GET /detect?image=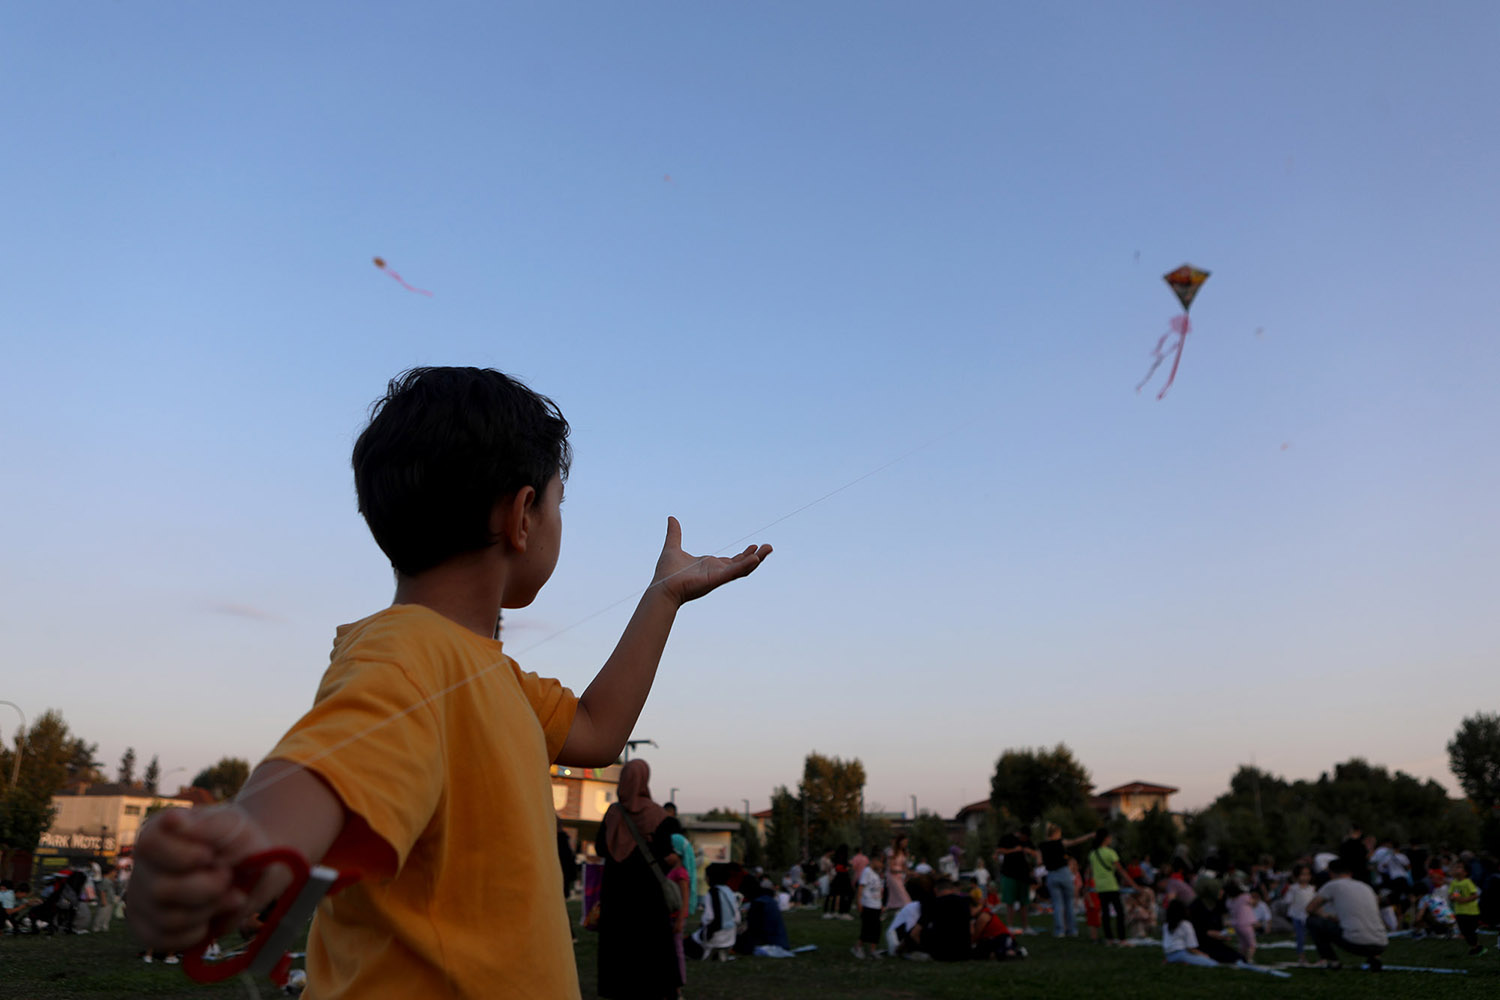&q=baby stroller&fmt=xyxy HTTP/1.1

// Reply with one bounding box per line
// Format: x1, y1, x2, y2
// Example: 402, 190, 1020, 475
25, 870, 88, 934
